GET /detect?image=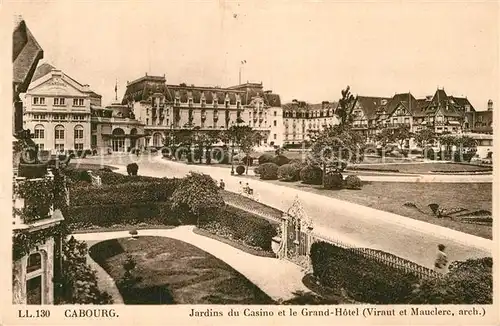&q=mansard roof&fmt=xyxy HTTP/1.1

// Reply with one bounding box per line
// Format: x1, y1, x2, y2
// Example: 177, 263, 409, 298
122, 77, 281, 106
